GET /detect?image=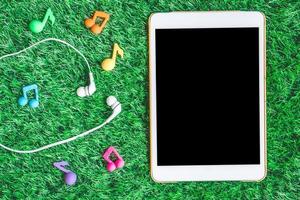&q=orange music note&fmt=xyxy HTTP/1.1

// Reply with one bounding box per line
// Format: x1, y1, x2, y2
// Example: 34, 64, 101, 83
101, 43, 124, 71
84, 11, 110, 35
